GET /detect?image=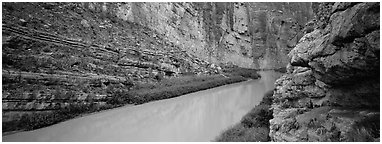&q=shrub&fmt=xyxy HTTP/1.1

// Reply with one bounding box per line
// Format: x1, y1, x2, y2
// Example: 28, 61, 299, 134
216, 125, 270, 142
241, 105, 272, 128
274, 67, 287, 73
223, 67, 260, 79
154, 73, 164, 81
345, 114, 380, 141
2, 103, 102, 132
260, 90, 274, 105
106, 89, 133, 105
